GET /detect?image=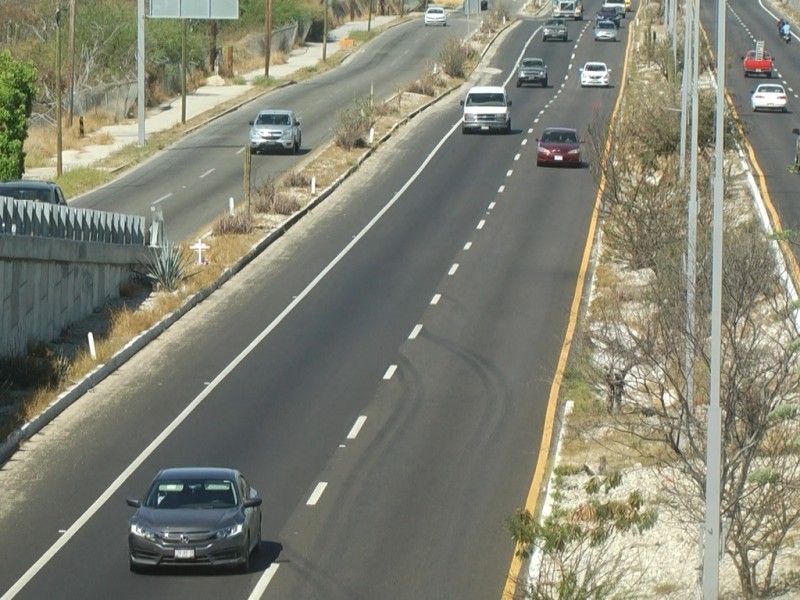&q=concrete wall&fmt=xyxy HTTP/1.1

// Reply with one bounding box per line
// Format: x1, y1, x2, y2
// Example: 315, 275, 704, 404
0, 235, 149, 356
